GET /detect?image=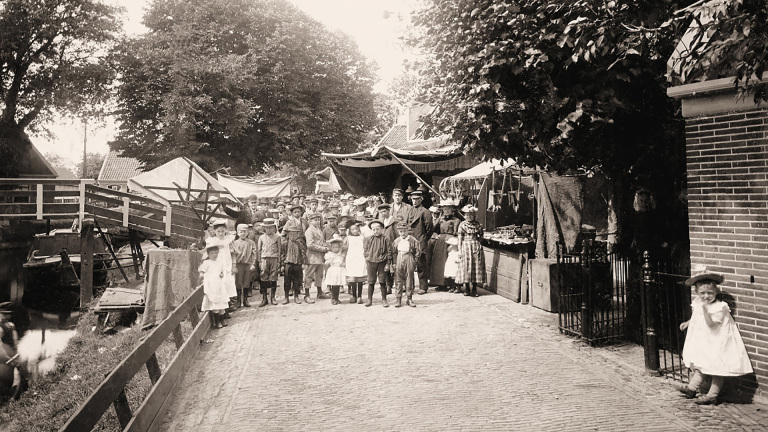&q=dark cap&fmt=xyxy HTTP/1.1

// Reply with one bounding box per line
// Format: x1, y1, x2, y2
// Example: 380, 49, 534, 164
247, 194, 259, 202
377, 203, 391, 210
392, 187, 403, 195
410, 190, 424, 198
